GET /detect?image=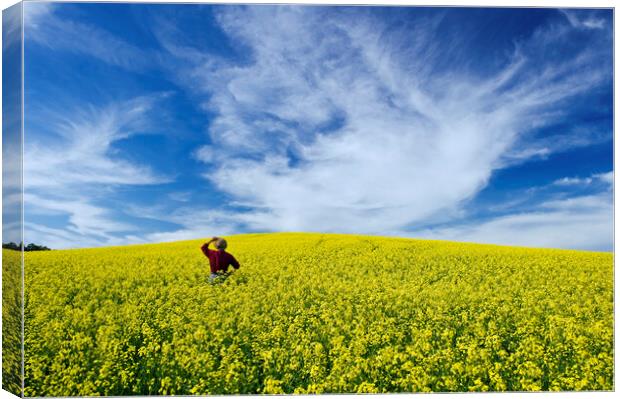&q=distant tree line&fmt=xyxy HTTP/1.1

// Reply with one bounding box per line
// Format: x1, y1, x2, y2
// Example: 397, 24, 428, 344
2, 242, 51, 251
